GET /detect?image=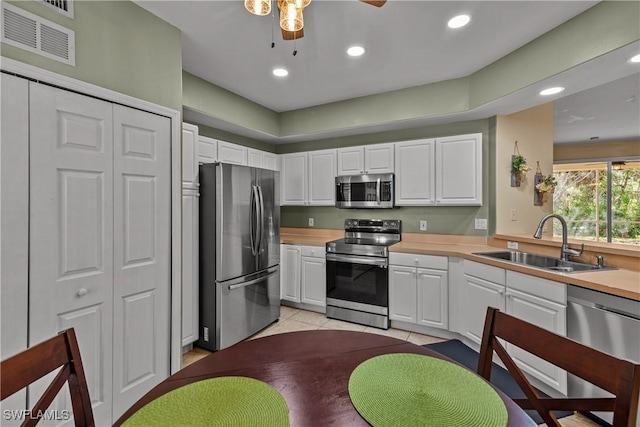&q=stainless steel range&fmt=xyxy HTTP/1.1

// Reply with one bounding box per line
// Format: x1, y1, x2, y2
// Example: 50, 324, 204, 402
325, 219, 401, 329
